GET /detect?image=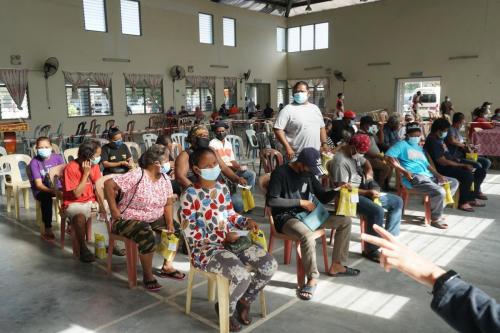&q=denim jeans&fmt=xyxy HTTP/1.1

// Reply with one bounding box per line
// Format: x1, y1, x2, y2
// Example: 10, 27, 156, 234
237, 169, 256, 189
357, 193, 403, 254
